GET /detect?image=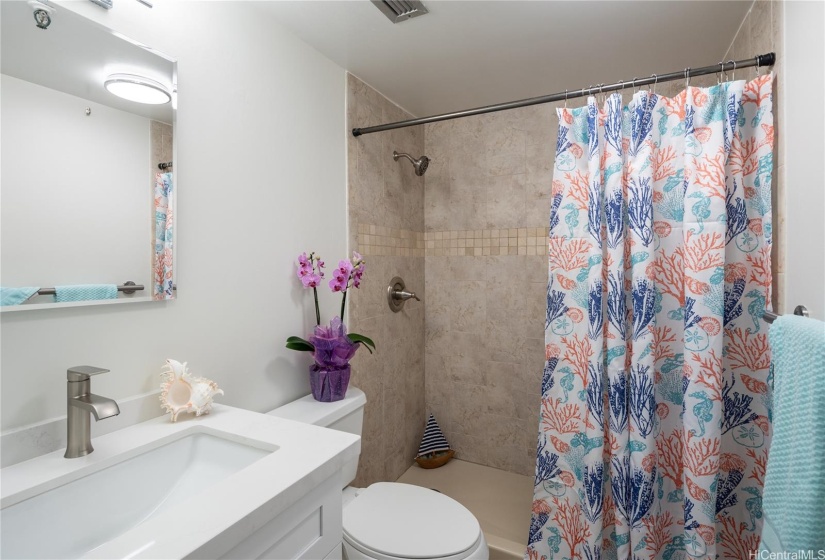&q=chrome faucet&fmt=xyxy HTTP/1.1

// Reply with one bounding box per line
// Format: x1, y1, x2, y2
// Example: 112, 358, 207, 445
64, 366, 120, 458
